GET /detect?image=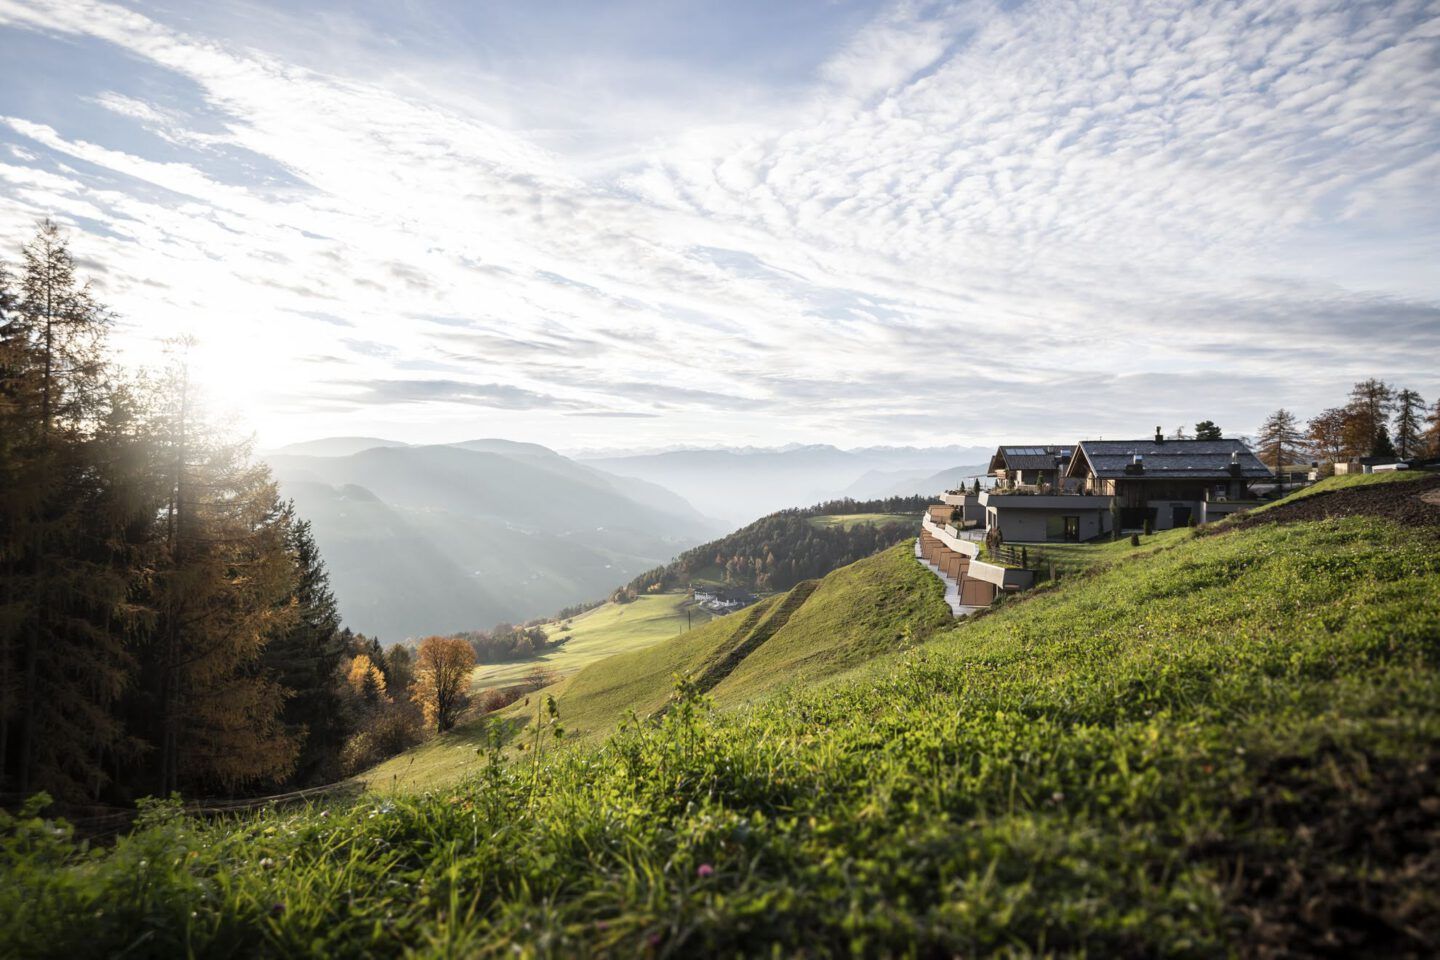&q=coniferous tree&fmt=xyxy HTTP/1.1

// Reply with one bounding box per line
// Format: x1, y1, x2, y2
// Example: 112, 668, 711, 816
0, 221, 132, 798
1371, 425, 1397, 460
1193, 420, 1223, 441
0, 222, 353, 801
1257, 408, 1305, 474
263, 506, 349, 784
1344, 378, 1395, 457
386, 645, 414, 695
145, 345, 300, 795
0, 255, 18, 787
1392, 389, 1425, 460
1425, 397, 1440, 458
